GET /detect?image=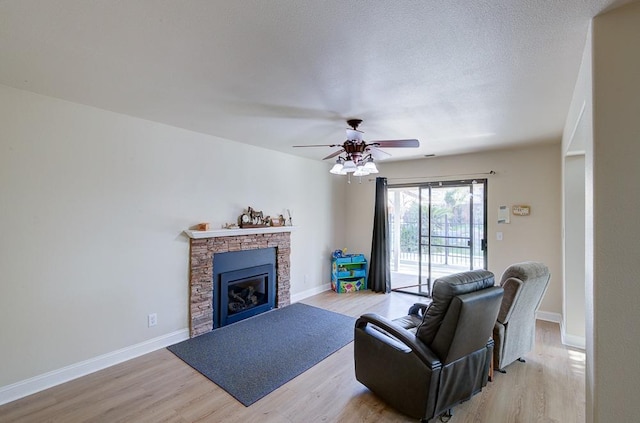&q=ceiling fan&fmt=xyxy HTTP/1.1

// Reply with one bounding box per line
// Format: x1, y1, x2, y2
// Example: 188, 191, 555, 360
293, 119, 420, 176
